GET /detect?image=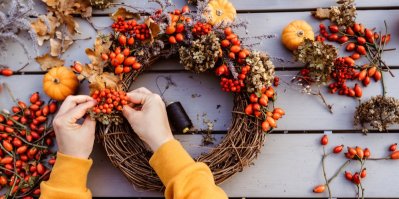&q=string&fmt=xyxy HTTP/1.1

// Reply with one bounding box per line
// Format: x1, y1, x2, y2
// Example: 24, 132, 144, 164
155, 75, 176, 103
